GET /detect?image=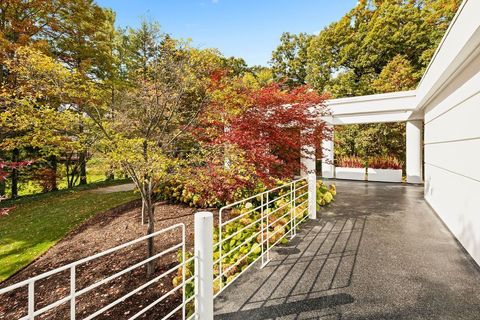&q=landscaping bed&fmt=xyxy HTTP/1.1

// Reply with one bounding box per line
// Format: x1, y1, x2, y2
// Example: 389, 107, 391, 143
0, 202, 206, 319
